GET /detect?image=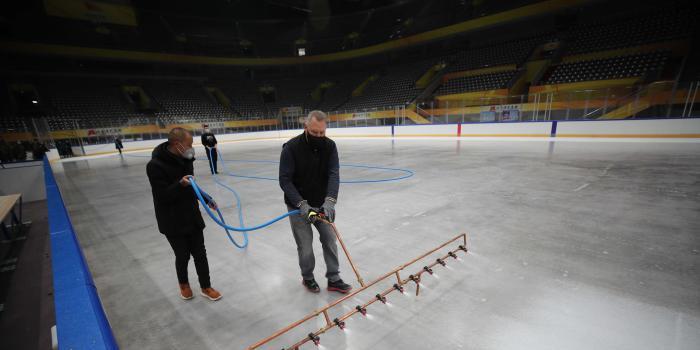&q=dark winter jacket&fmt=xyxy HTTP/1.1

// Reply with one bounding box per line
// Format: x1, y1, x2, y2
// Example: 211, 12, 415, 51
279, 133, 339, 208
201, 132, 217, 148
146, 142, 206, 236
